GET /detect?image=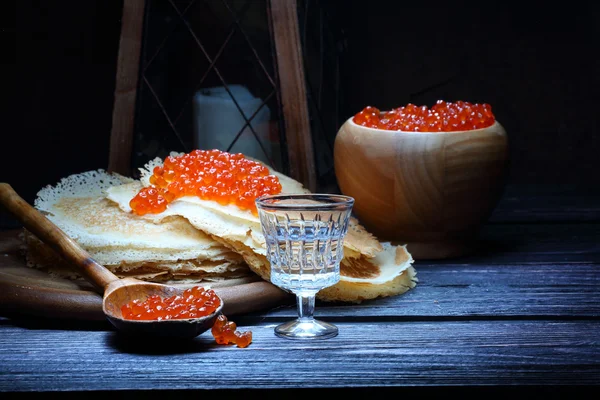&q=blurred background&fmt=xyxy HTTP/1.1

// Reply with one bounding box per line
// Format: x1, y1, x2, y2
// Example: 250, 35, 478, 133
6, 0, 599, 229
